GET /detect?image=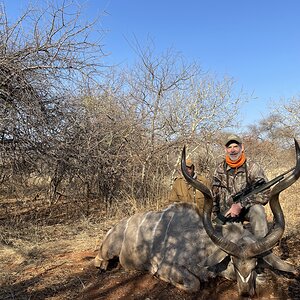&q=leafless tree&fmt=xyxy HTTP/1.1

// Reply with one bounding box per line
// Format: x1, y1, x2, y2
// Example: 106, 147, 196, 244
0, 2, 106, 200
114, 41, 245, 204
0, 4, 248, 218
245, 109, 298, 175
